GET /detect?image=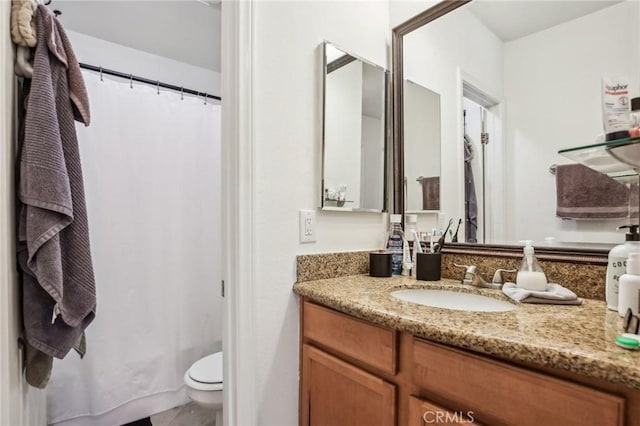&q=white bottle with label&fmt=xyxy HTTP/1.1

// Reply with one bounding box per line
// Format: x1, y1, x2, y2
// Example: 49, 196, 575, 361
386, 214, 404, 275
618, 252, 640, 317
516, 240, 548, 291
606, 225, 640, 311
